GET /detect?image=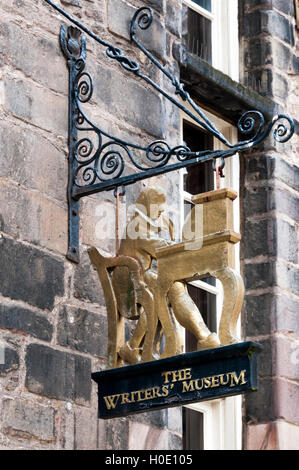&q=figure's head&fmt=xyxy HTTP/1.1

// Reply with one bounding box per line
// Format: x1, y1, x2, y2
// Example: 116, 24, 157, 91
135, 187, 166, 220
